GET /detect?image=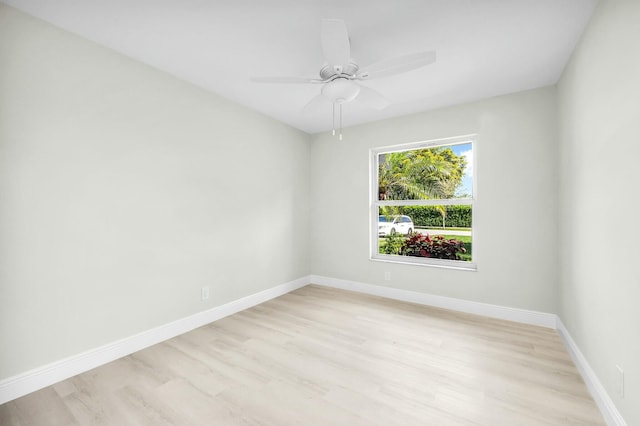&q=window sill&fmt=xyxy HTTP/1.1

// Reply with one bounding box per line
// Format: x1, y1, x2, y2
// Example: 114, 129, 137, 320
370, 254, 477, 271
